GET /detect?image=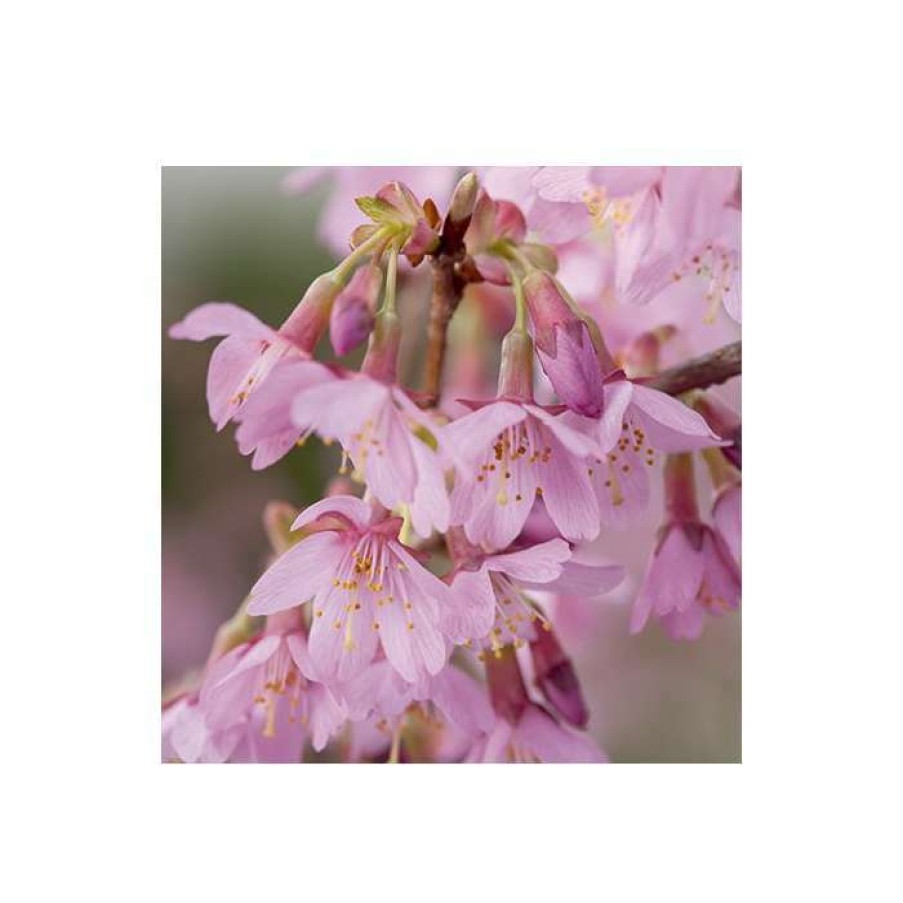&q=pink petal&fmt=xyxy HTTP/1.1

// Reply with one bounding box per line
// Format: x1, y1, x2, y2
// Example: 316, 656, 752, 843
428, 667, 496, 735
408, 435, 451, 537
379, 570, 447, 682
291, 495, 373, 532
629, 384, 721, 451
712, 484, 741, 565
205, 336, 263, 431
531, 167, 592, 202
542, 562, 625, 598
169, 302, 274, 342
598, 378, 635, 451
246, 531, 346, 615
535, 435, 601, 543
526, 406, 604, 460
588, 166, 663, 197
444, 401, 527, 464
442, 568, 496, 643
484, 538, 571, 583
516, 706, 607, 763
308, 583, 380, 682
291, 375, 389, 441
638, 526, 705, 620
